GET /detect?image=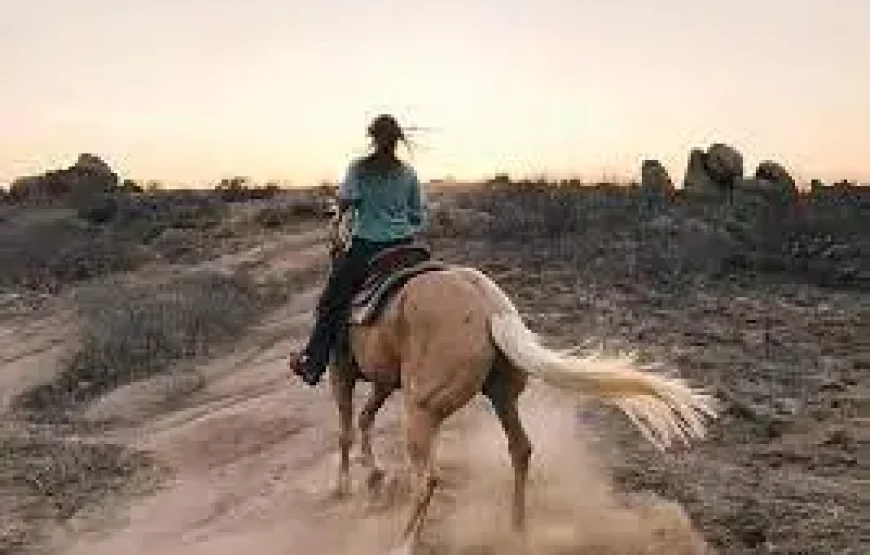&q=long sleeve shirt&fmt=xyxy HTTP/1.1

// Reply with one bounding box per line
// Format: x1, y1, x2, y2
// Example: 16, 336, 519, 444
337, 159, 426, 242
